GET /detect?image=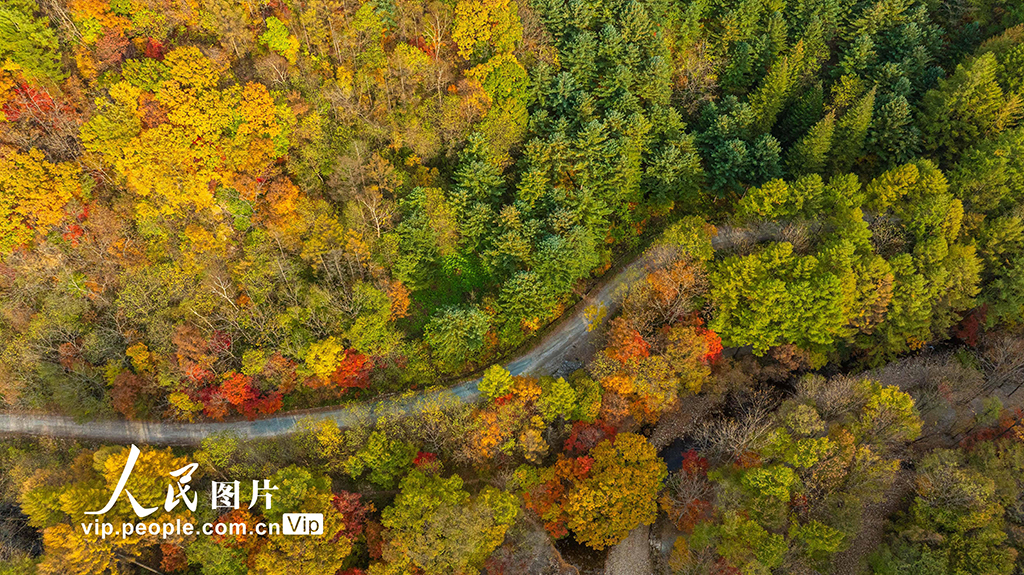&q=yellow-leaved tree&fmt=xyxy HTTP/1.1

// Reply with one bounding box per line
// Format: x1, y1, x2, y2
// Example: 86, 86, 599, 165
0, 147, 81, 254
452, 0, 522, 60
22, 446, 197, 575
566, 433, 667, 549
80, 47, 294, 216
